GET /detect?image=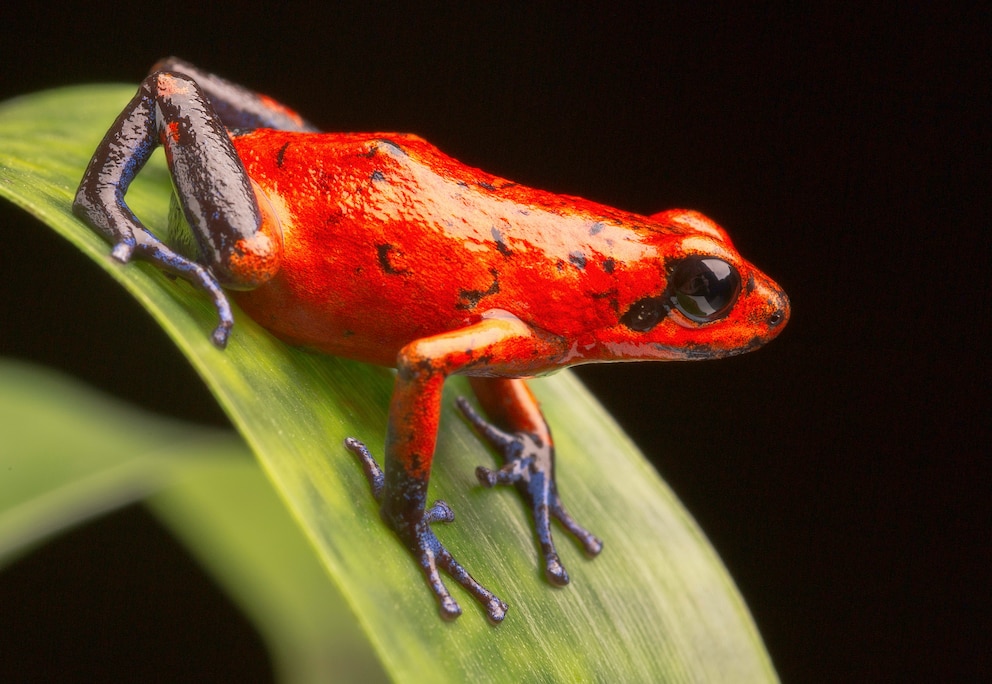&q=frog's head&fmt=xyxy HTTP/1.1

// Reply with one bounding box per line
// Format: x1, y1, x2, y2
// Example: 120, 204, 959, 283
587, 209, 790, 363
